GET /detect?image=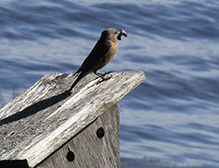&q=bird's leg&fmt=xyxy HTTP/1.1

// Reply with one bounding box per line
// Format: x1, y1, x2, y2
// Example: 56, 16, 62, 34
102, 71, 113, 76
94, 71, 112, 81
94, 72, 106, 80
